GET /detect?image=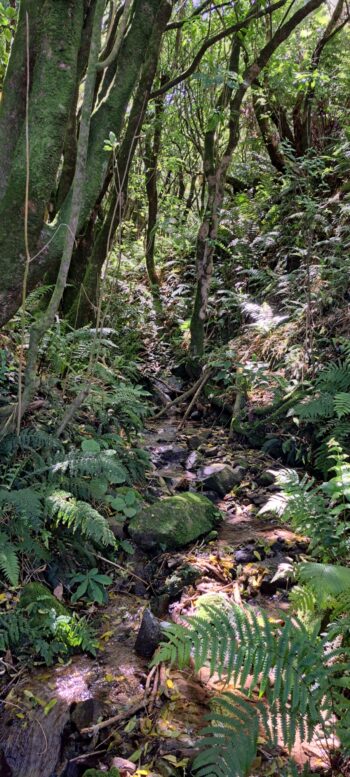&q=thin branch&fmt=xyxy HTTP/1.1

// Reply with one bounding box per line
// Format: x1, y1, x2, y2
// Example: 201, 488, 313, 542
151, 0, 288, 98
166, 0, 232, 30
